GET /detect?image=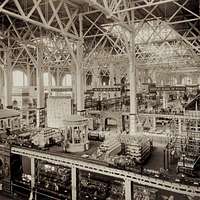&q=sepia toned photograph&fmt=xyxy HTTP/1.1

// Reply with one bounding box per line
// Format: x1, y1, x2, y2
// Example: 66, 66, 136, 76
0, 0, 199, 199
